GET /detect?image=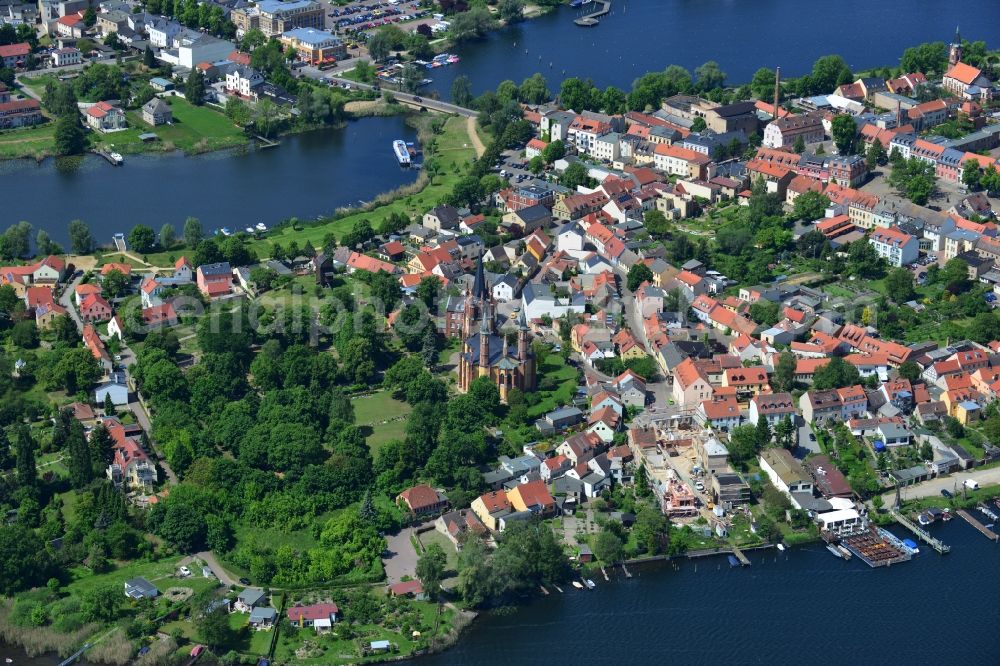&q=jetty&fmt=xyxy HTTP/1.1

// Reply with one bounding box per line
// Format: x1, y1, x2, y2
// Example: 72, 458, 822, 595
889, 509, 951, 554
57, 642, 92, 666
956, 508, 1000, 542
731, 546, 750, 566
94, 148, 123, 165
574, 0, 610, 26
112, 233, 127, 252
